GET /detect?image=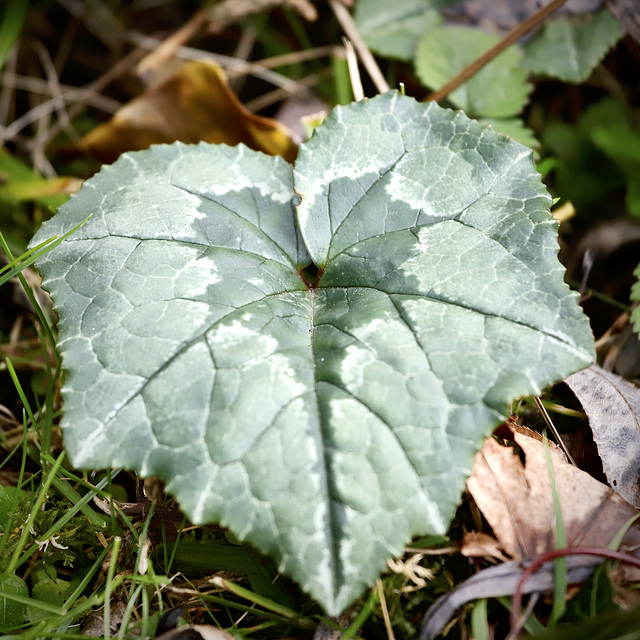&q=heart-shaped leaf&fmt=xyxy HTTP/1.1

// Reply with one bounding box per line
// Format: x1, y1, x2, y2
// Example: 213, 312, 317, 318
31, 91, 594, 614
